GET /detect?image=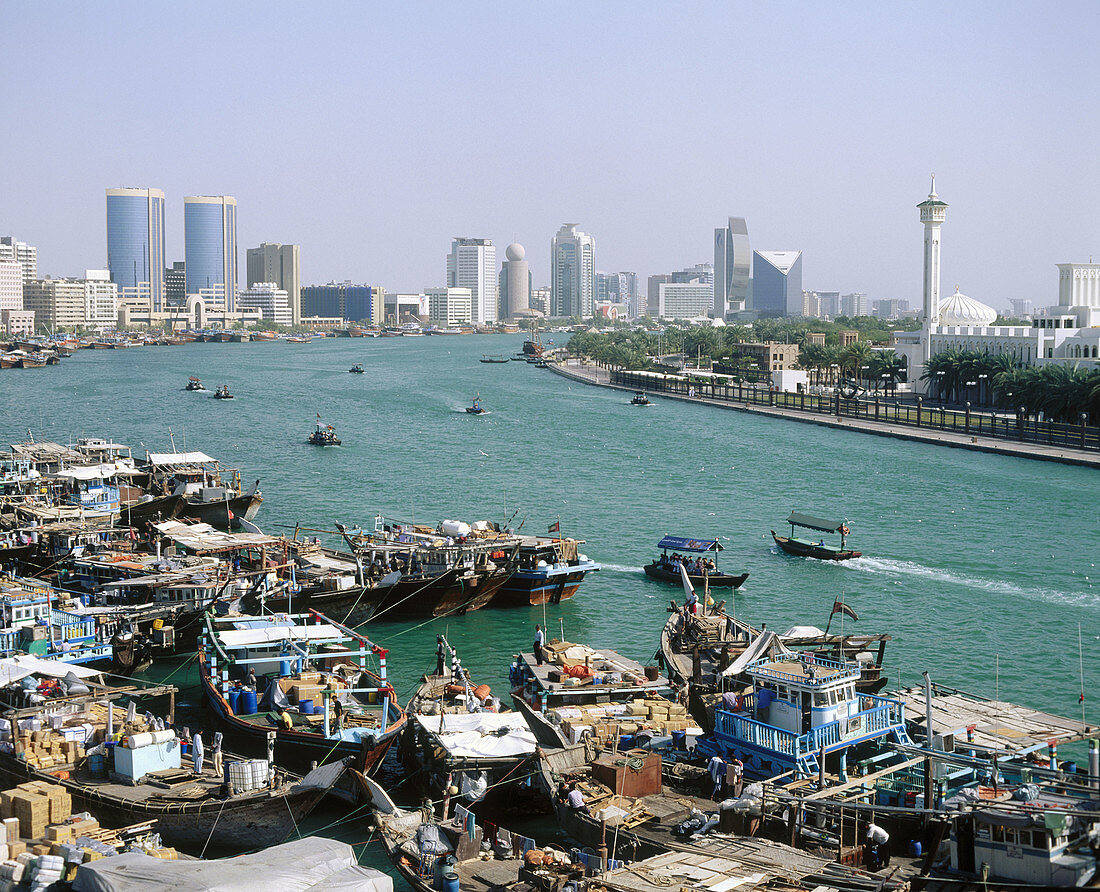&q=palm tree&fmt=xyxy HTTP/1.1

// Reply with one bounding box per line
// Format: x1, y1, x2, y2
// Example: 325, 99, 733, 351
841, 341, 872, 388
